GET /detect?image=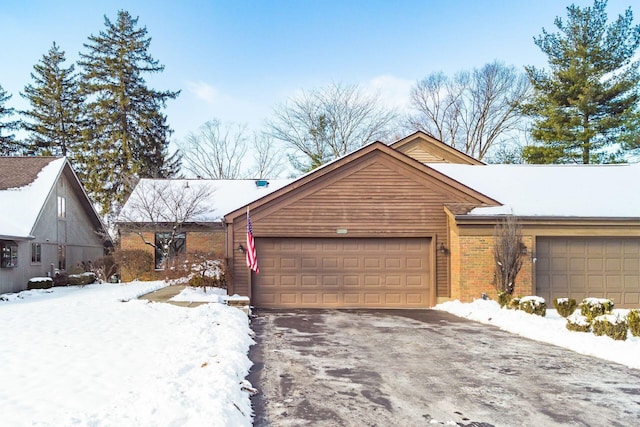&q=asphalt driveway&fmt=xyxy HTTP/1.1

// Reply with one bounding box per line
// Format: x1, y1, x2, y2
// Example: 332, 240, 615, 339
249, 309, 640, 426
